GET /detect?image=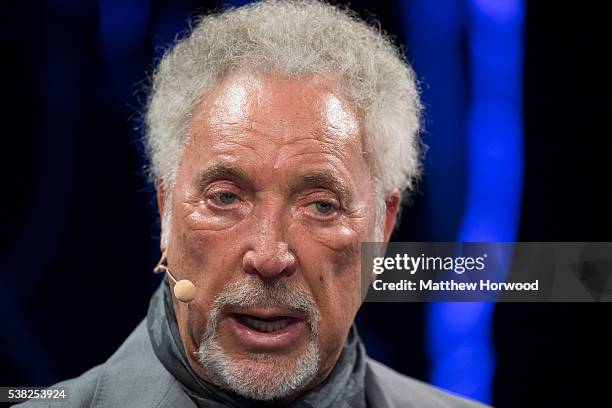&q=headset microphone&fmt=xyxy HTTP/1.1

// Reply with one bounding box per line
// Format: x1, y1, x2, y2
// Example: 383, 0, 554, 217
153, 250, 197, 303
